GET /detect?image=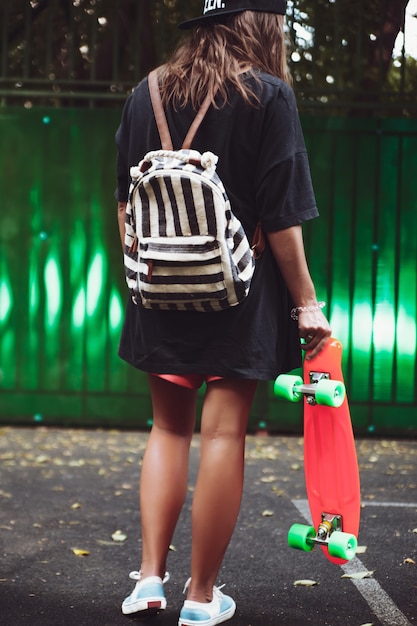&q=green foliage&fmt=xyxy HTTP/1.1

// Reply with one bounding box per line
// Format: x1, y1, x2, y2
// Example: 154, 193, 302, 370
287, 0, 414, 115
387, 54, 417, 95
3, 0, 200, 87
1, 0, 416, 115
